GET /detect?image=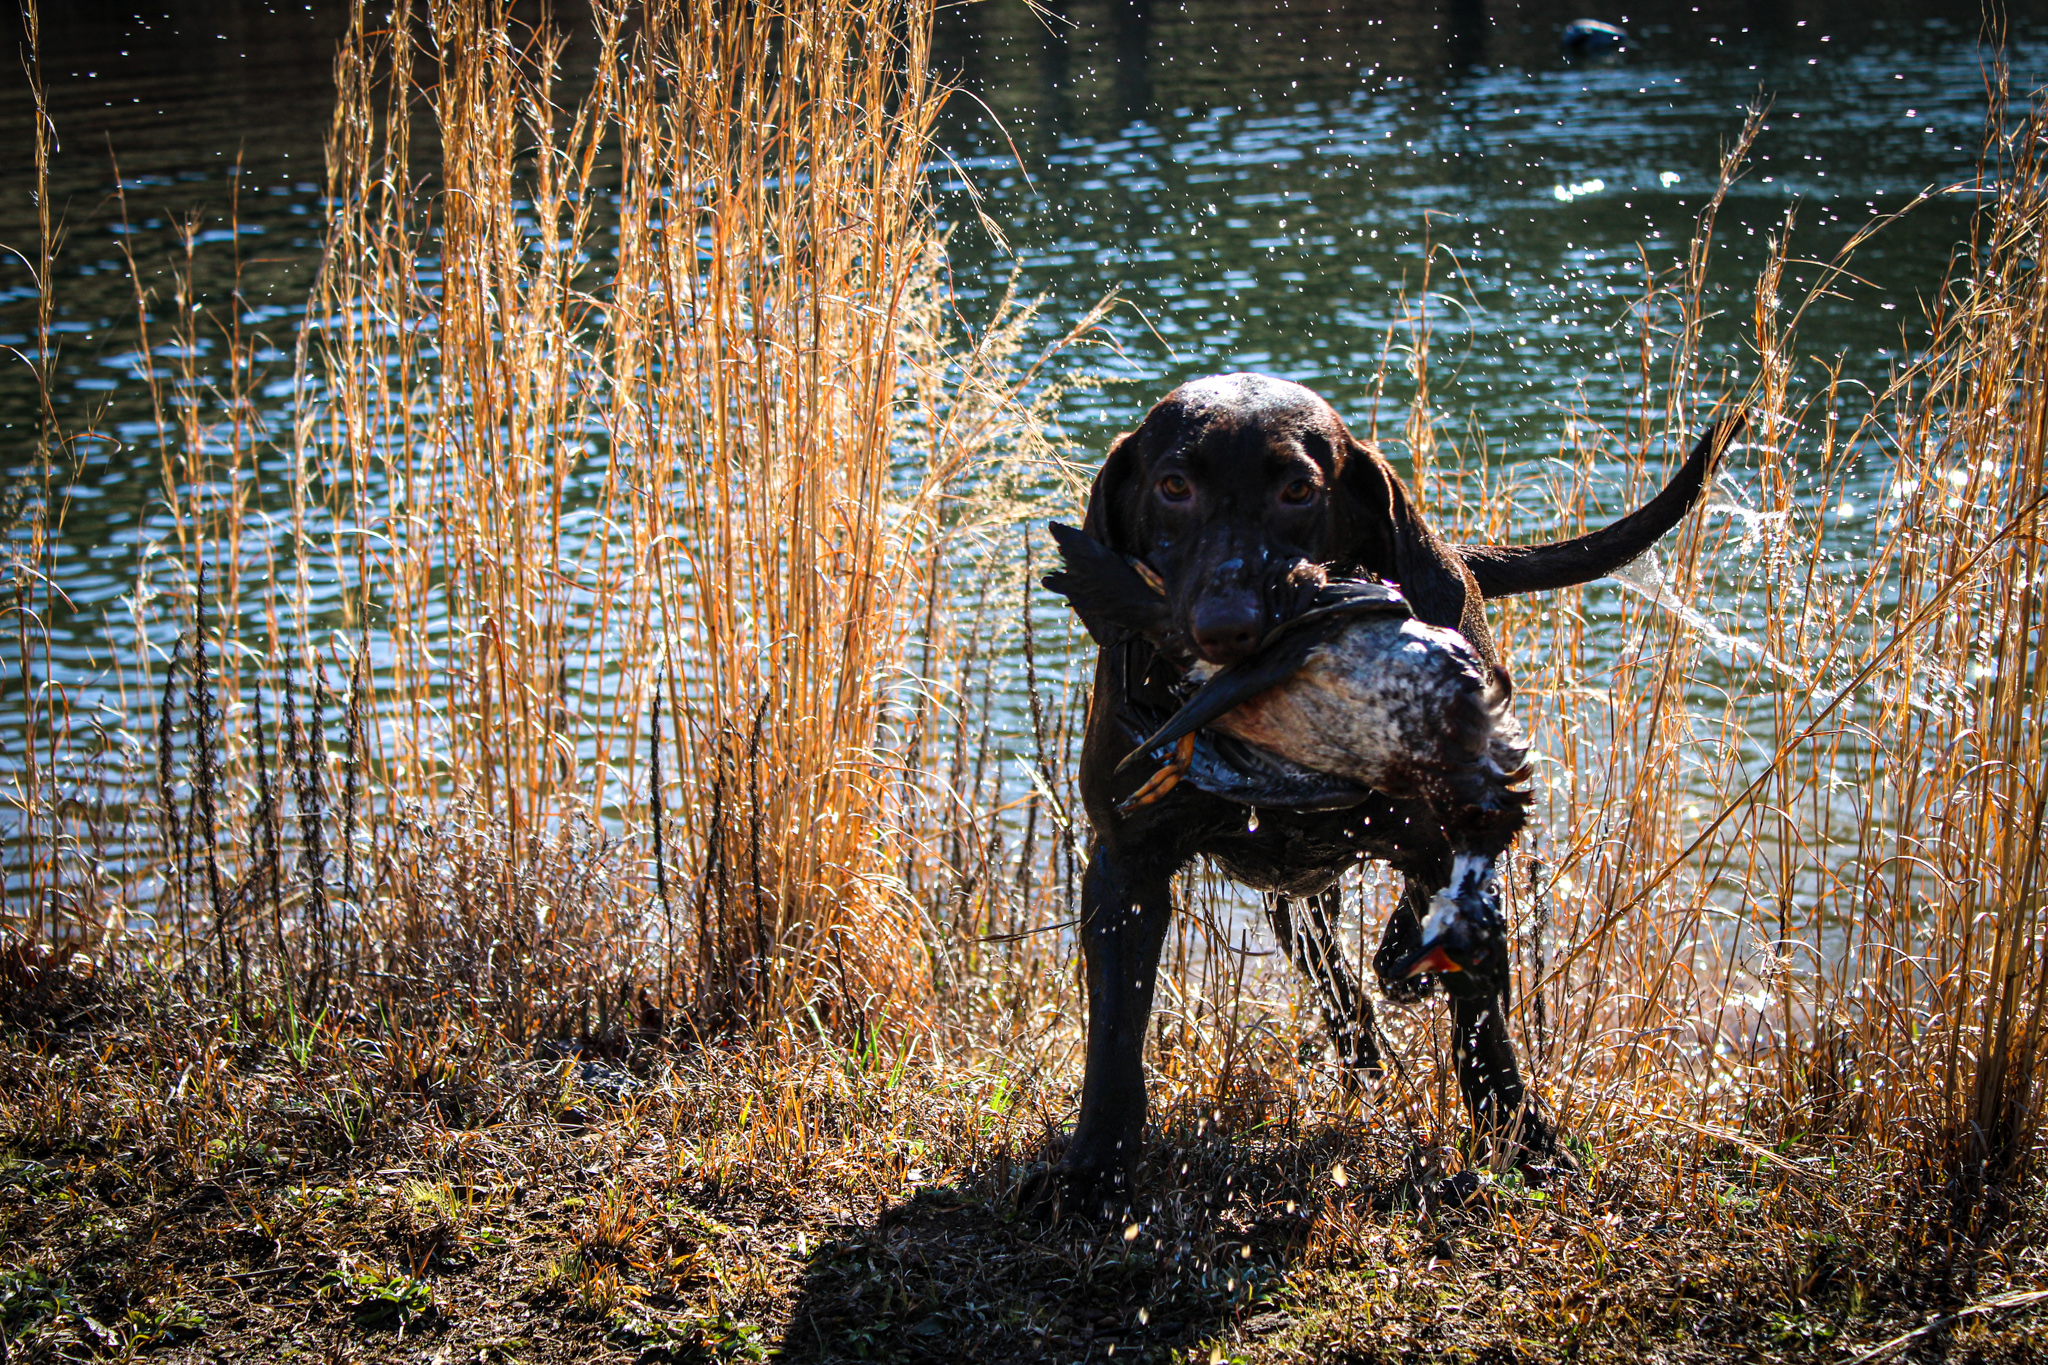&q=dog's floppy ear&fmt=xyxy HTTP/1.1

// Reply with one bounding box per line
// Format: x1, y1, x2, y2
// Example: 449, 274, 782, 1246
1081, 430, 1142, 551
1329, 434, 1401, 577
1333, 435, 1500, 673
